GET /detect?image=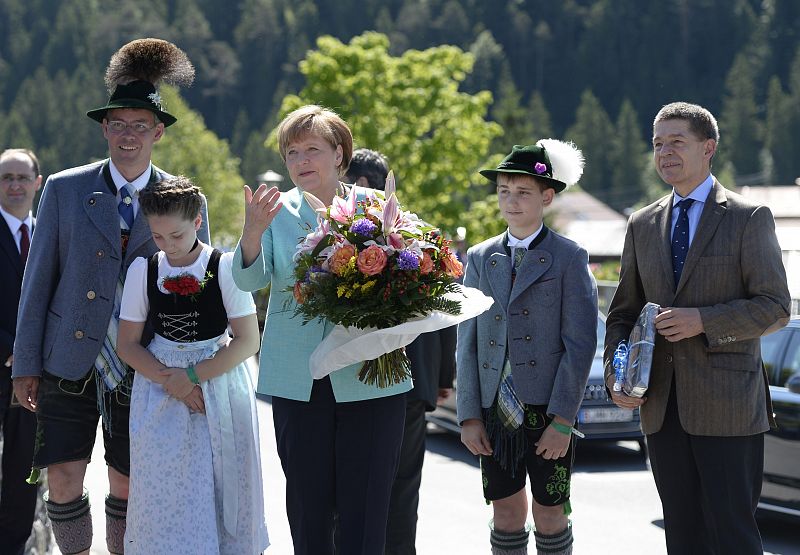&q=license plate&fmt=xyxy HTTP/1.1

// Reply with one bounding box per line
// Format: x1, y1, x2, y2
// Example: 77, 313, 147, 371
579, 407, 634, 424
